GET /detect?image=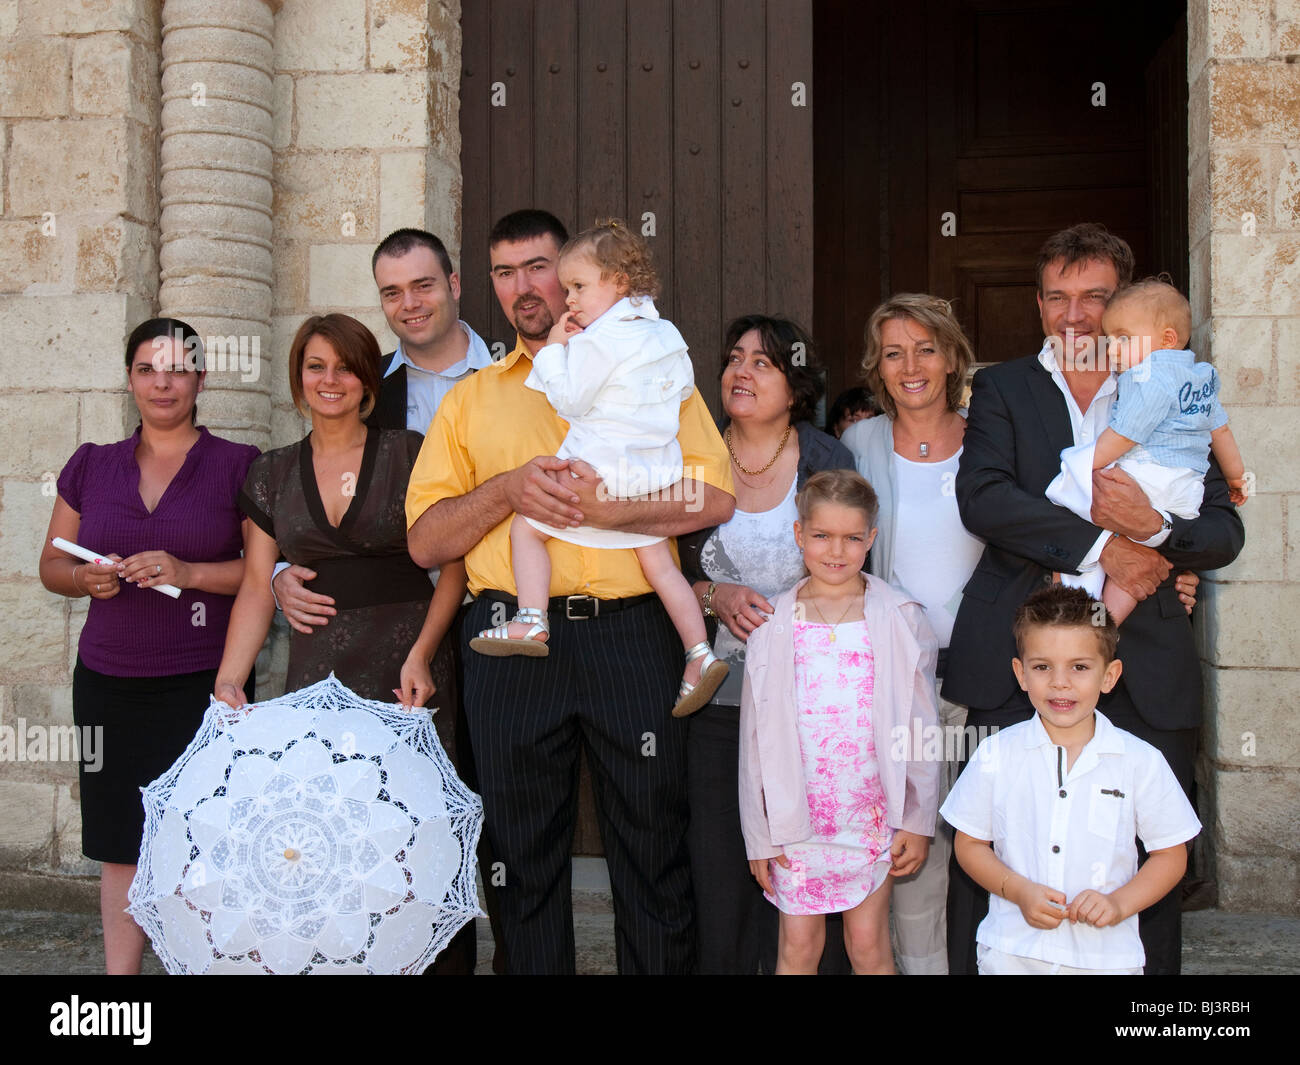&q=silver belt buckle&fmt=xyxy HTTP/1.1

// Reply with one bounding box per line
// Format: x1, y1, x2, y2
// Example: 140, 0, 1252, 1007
565, 595, 599, 620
